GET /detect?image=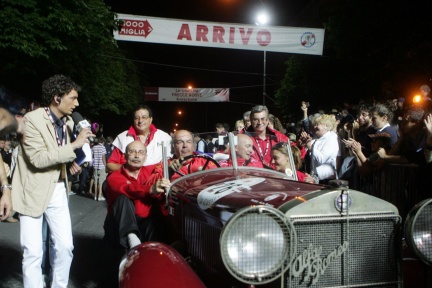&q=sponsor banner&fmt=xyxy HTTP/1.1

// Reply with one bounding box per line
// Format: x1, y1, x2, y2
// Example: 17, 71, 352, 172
145, 87, 229, 102
114, 14, 324, 55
